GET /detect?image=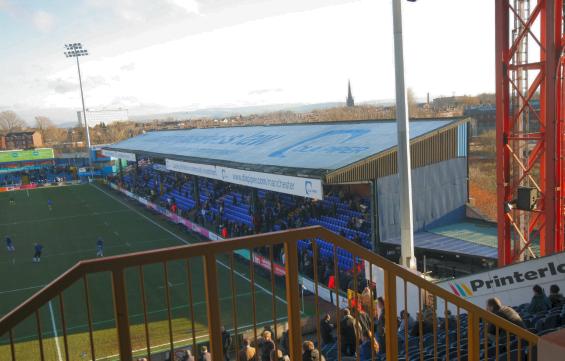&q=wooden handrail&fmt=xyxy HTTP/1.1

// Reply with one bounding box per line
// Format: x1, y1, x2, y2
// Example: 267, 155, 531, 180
0, 225, 539, 359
